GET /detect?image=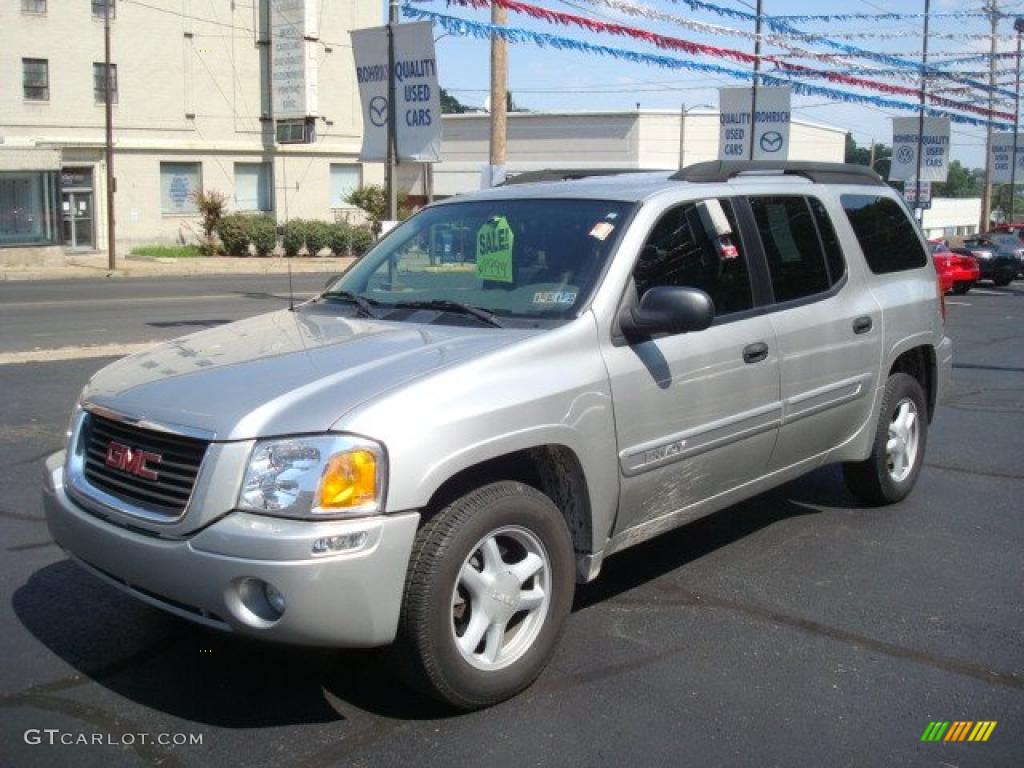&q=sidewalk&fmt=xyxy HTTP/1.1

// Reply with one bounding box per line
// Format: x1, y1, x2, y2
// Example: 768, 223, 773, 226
0, 253, 356, 281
